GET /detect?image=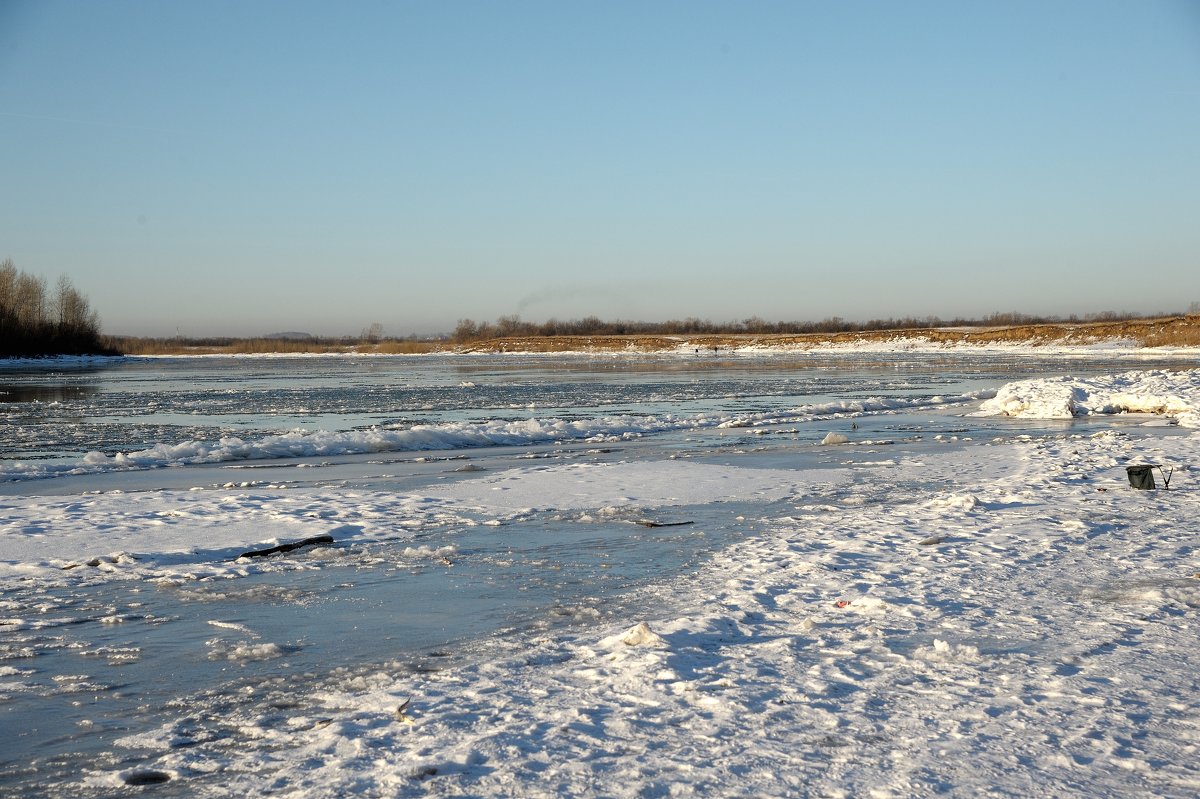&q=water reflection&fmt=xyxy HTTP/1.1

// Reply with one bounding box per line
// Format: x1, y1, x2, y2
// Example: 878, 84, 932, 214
0, 384, 96, 404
